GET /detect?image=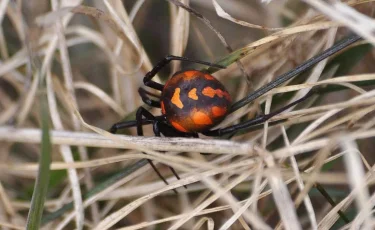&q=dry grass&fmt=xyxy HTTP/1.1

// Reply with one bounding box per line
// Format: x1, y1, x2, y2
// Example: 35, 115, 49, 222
0, 0, 375, 229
